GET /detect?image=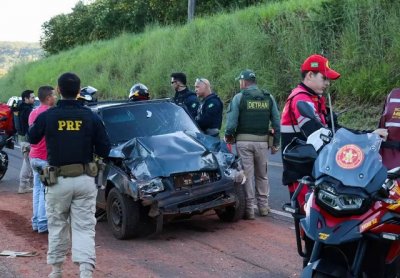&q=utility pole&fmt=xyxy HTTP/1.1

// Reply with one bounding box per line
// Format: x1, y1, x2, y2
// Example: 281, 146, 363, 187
188, 0, 196, 22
